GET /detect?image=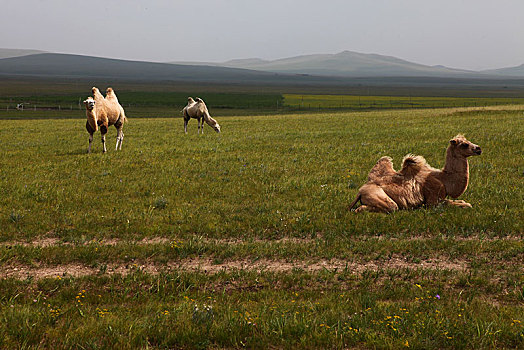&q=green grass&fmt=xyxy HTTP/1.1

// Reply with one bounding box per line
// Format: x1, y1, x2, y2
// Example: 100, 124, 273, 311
0, 106, 523, 348
5, 86, 524, 122
0, 91, 283, 111
0, 90, 284, 120
1, 270, 522, 349
284, 94, 524, 110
